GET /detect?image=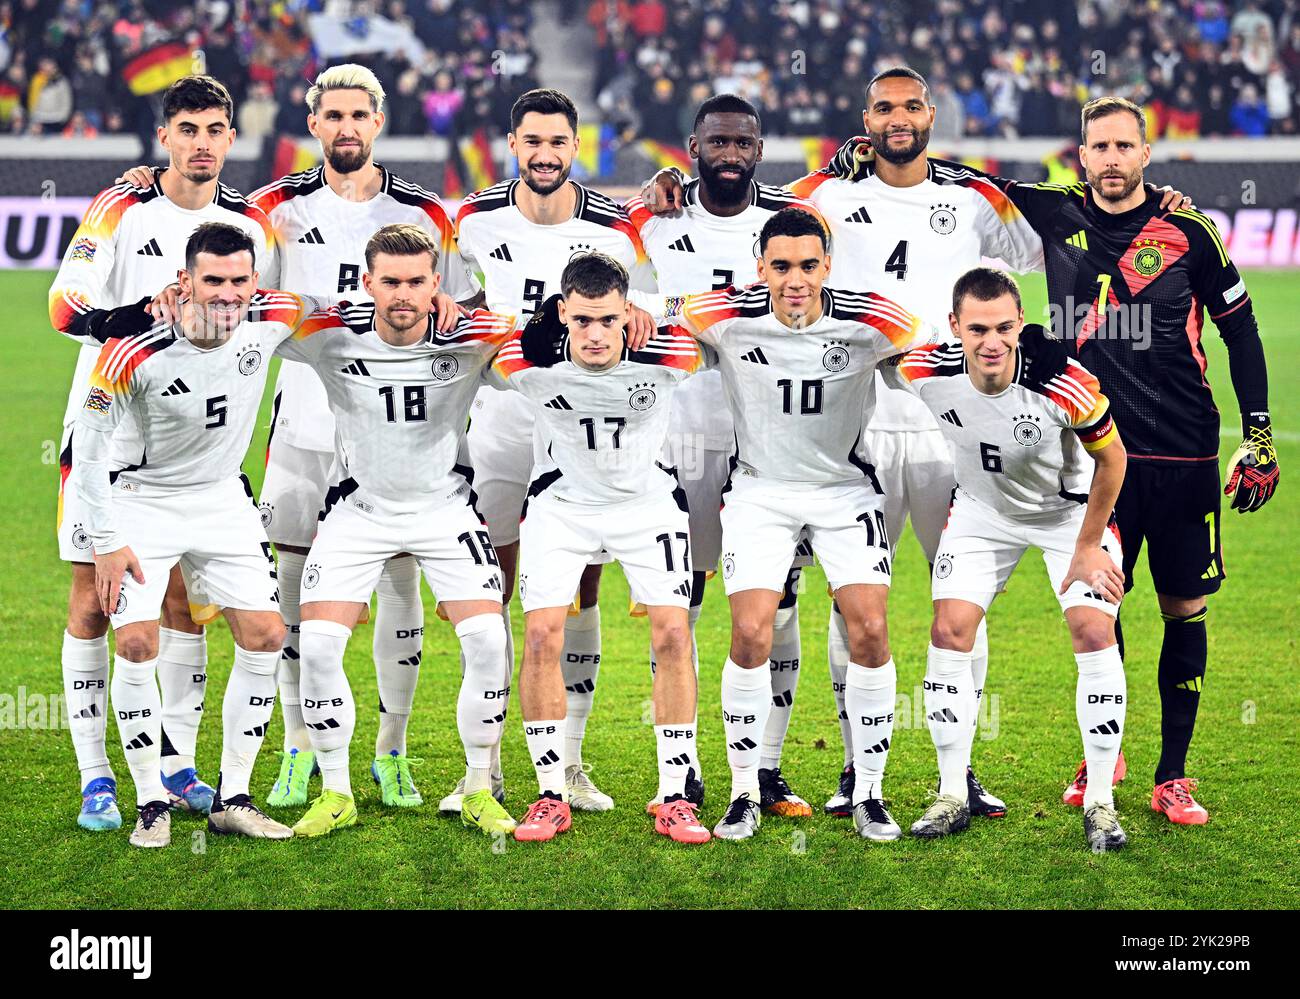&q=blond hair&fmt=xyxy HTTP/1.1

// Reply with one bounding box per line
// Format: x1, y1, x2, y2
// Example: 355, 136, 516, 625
365, 223, 439, 272
306, 63, 386, 115
1080, 96, 1146, 143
